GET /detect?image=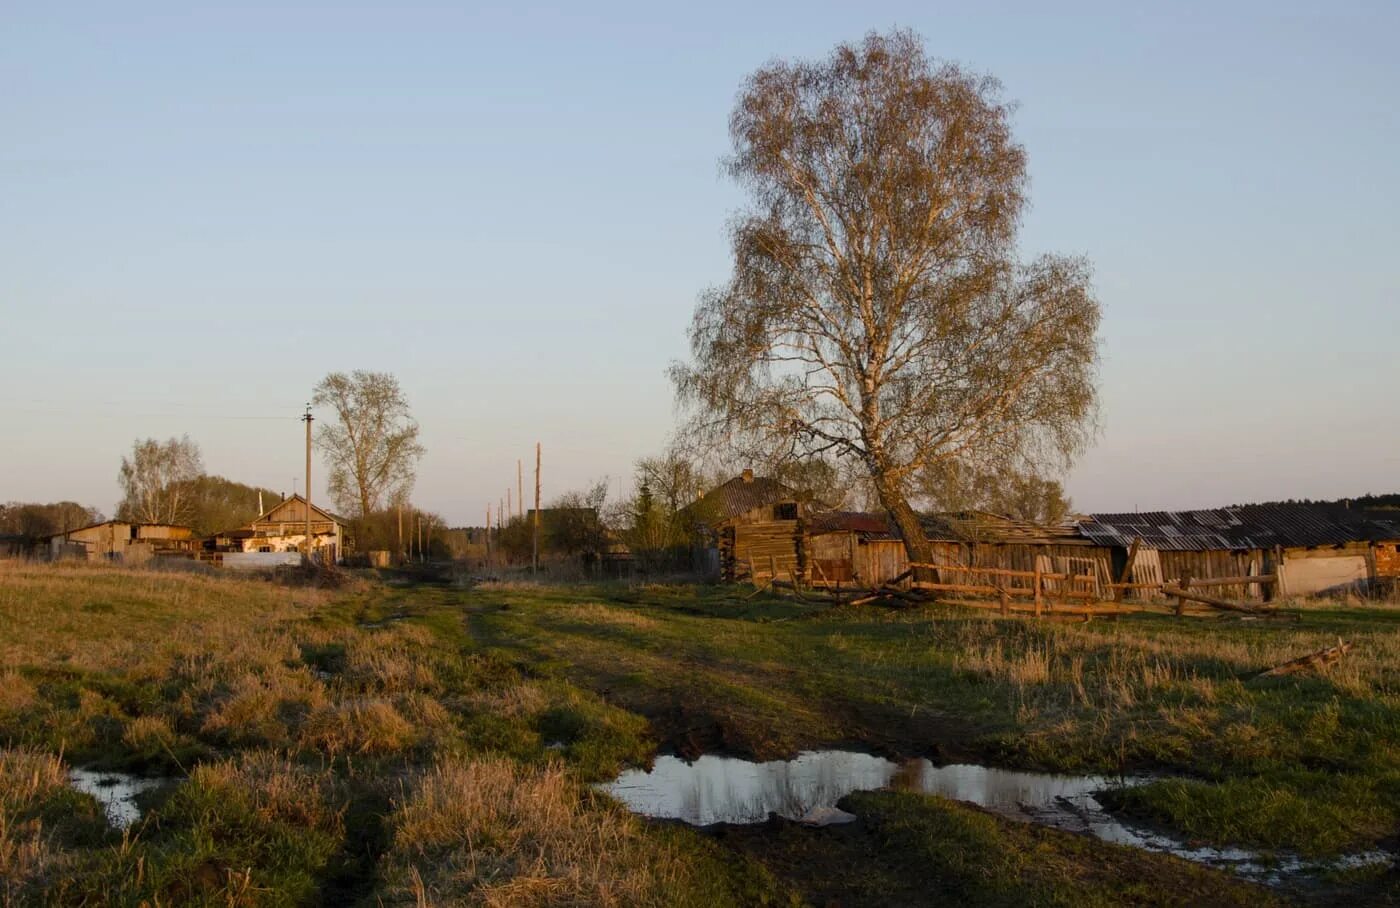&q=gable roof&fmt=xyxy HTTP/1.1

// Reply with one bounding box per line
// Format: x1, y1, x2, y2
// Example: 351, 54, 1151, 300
251, 494, 347, 527
1078, 504, 1400, 551
682, 474, 798, 526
